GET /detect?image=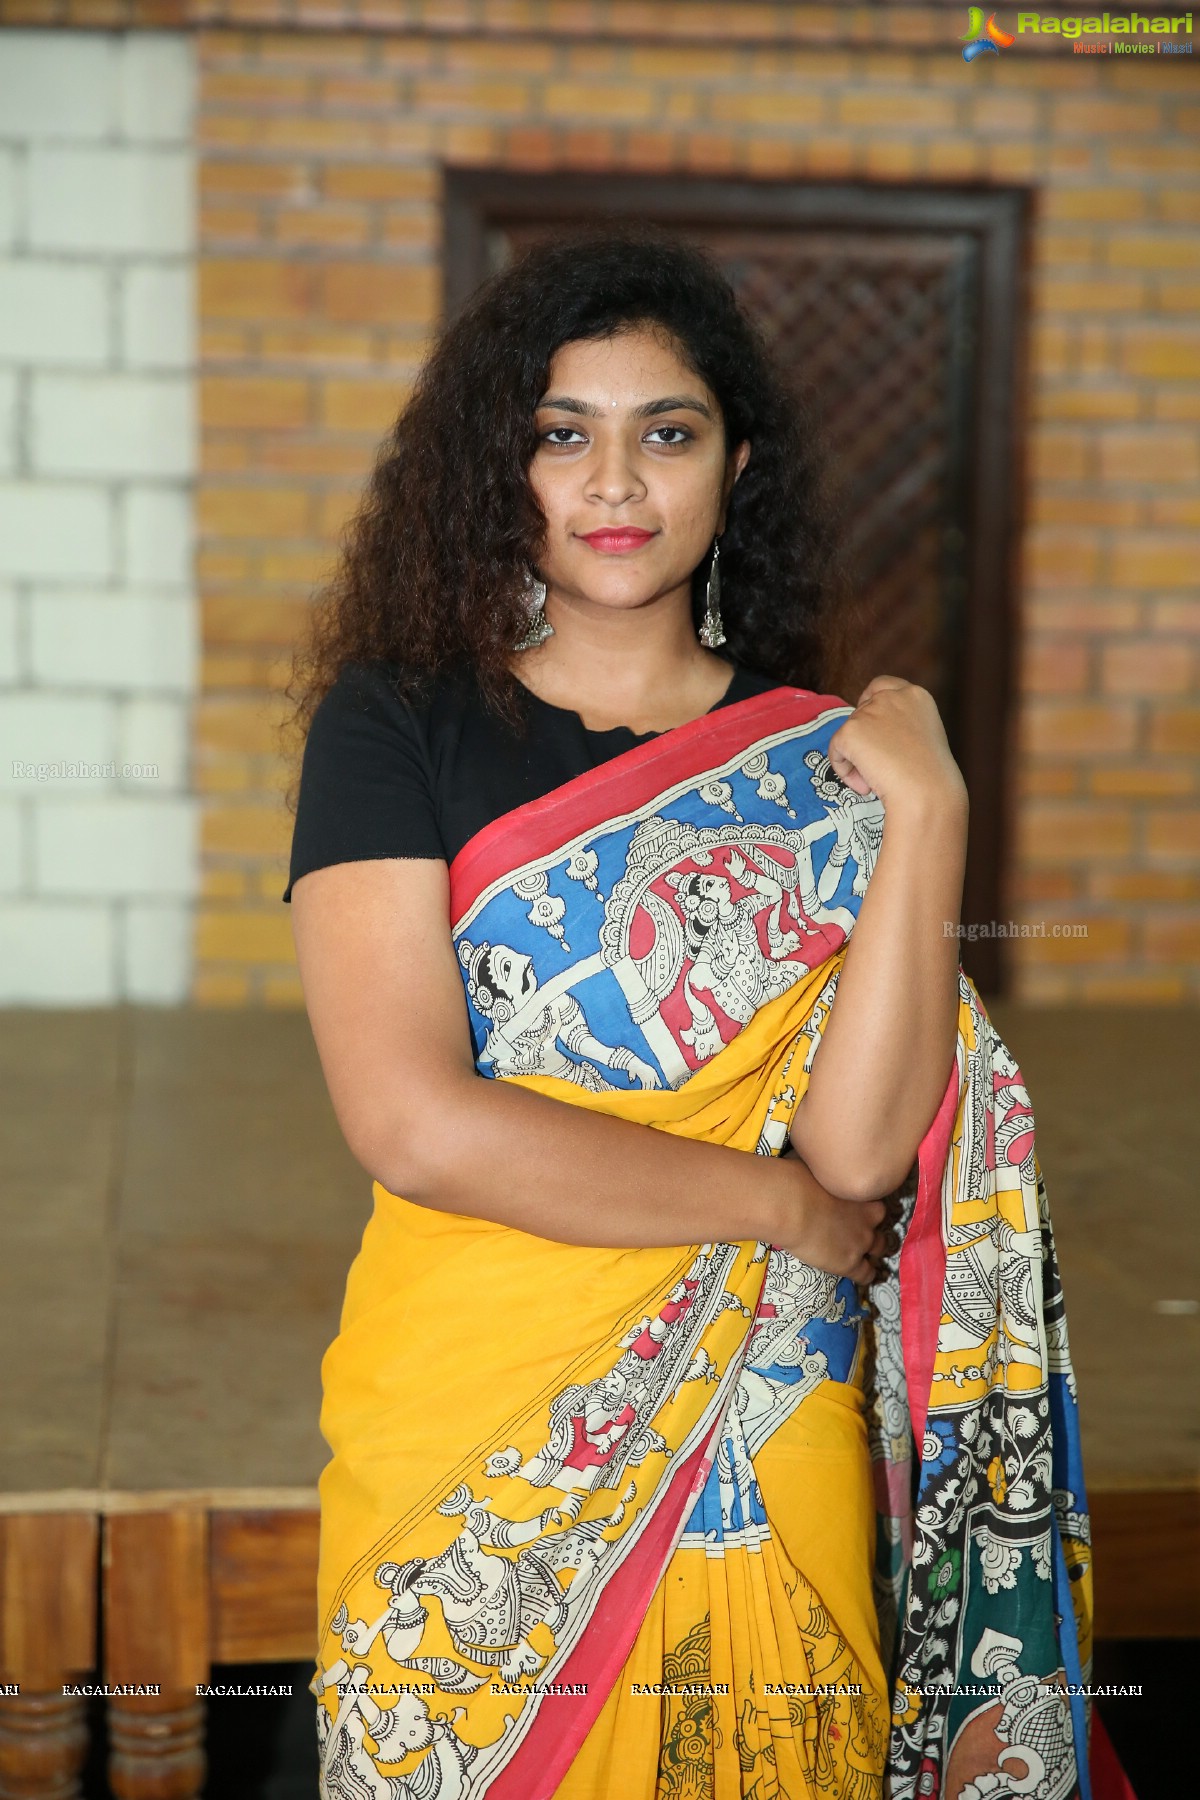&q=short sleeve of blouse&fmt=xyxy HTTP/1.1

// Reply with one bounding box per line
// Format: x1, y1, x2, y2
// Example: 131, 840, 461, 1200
282, 661, 446, 902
